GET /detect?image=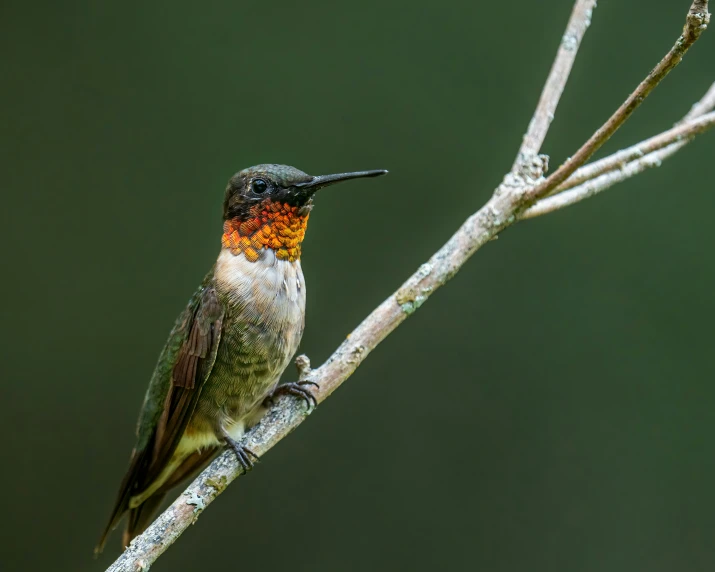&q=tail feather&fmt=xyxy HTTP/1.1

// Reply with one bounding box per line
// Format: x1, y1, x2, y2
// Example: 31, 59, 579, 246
122, 493, 167, 548
95, 451, 148, 555
95, 446, 218, 554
